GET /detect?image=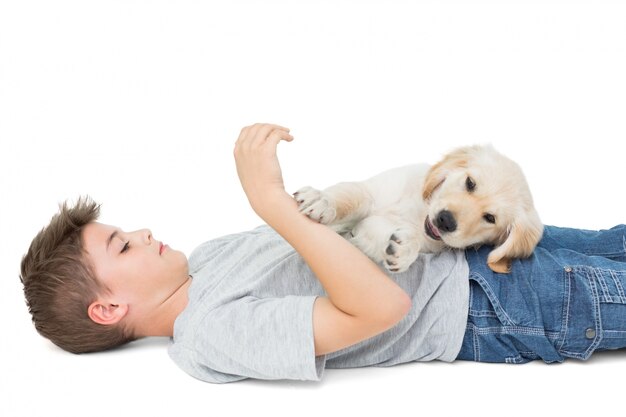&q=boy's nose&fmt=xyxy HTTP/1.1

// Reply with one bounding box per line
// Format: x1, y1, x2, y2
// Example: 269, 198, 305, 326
140, 229, 152, 245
